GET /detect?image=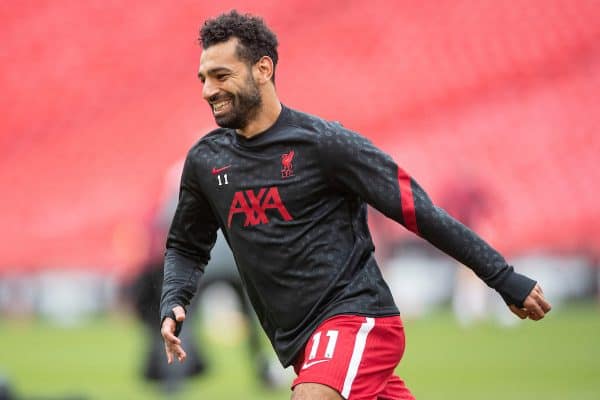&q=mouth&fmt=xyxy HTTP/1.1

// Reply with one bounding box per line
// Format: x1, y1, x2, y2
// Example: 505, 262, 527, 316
211, 98, 232, 116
